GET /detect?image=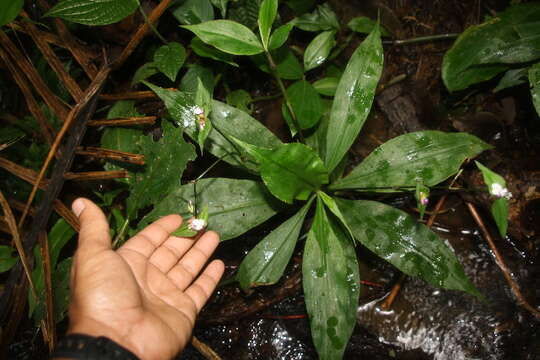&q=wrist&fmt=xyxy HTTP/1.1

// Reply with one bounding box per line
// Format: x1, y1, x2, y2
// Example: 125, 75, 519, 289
67, 317, 139, 357
50, 333, 140, 360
